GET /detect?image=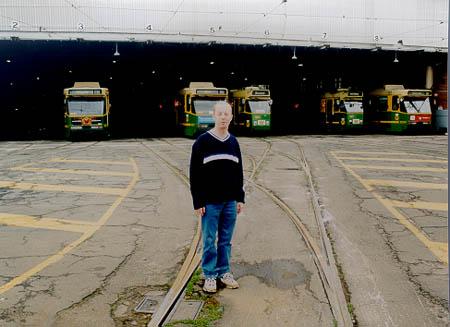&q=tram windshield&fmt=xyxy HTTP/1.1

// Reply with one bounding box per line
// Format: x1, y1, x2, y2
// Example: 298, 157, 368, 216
343, 101, 364, 113
248, 100, 271, 114
67, 98, 105, 115
192, 99, 227, 115
401, 97, 431, 114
